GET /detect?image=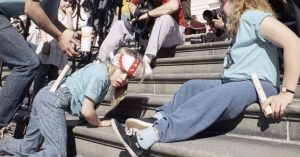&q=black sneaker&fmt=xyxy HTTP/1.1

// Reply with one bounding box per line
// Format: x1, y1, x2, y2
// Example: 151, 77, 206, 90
111, 119, 146, 157
125, 117, 157, 129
